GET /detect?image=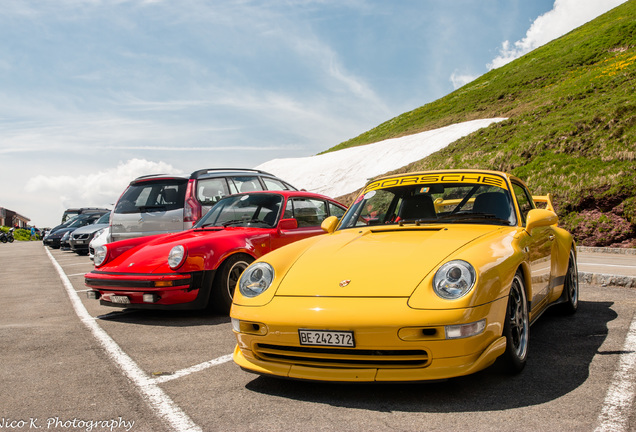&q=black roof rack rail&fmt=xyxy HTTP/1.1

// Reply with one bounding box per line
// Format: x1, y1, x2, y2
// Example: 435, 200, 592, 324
132, 173, 188, 180
134, 173, 169, 180
189, 168, 274, 179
